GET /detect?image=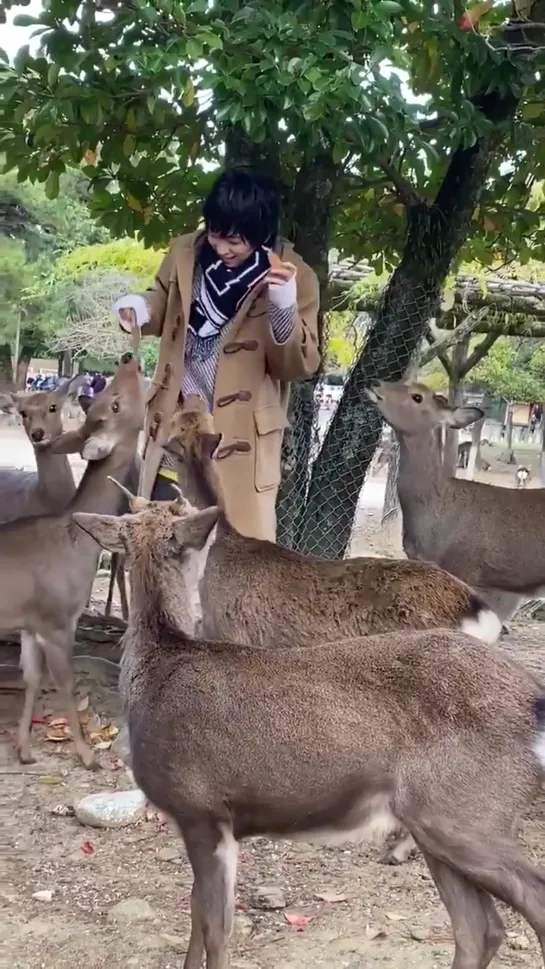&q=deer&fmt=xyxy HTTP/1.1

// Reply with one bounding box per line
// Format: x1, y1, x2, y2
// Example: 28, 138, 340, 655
73, 493, 545, 969
516, 465, 531, 489
0, 378, 130, 620
148, 398, 503, 866
0, 355, 144, 768
366, 379, 545, 627
0, 378, 80, 522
